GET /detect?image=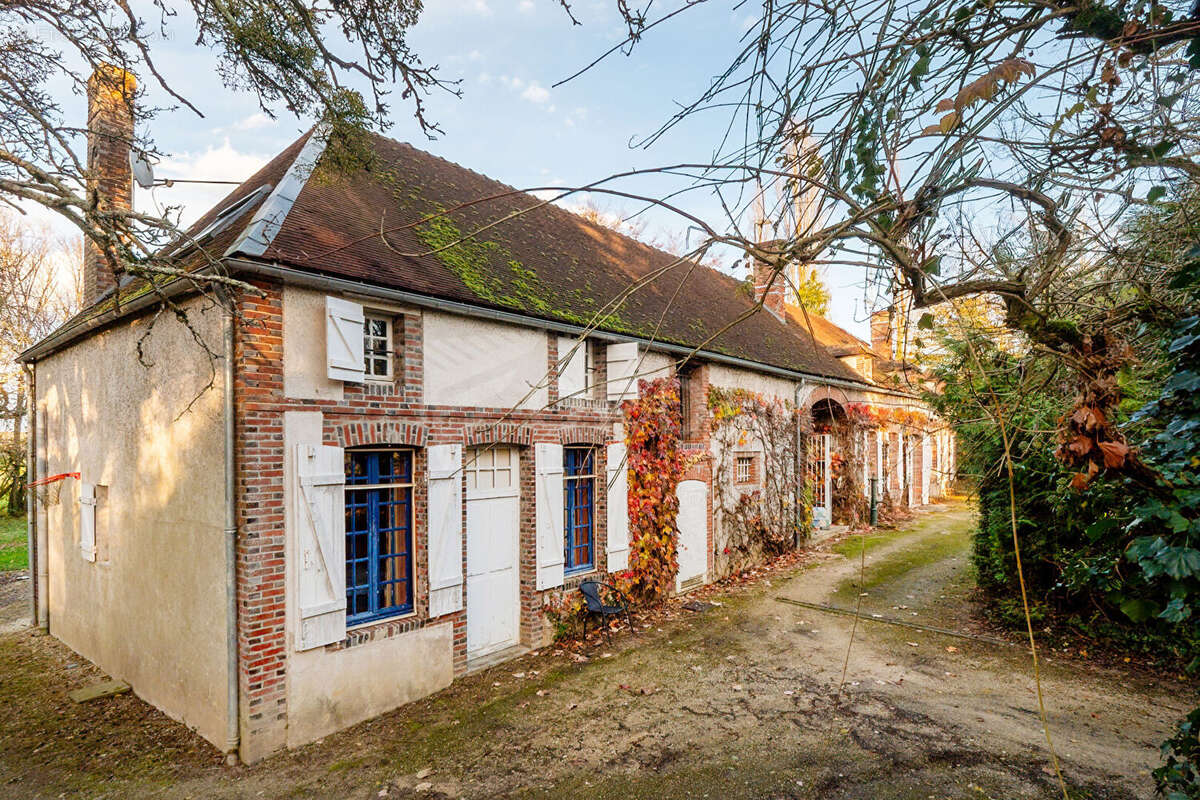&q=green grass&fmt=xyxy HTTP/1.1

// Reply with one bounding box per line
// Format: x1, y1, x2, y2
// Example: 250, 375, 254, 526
831, 527, 909, 560
832, 510, 975, 604
0, 514, 26, 572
